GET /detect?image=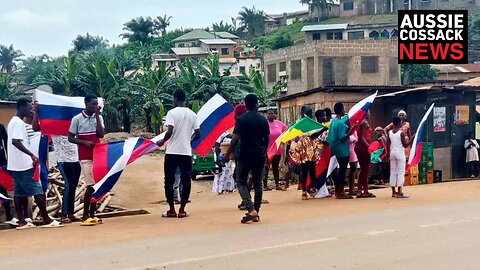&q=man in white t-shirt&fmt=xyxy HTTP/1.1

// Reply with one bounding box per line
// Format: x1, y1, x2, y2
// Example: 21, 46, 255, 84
156, 89, 200, 218
7, 98, 62, 229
